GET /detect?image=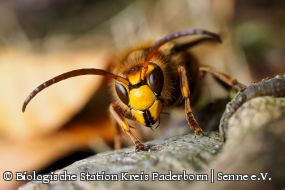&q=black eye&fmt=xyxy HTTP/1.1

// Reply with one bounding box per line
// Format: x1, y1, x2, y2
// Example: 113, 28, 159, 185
115, 82, 129, 105
148, 66, 164, 94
